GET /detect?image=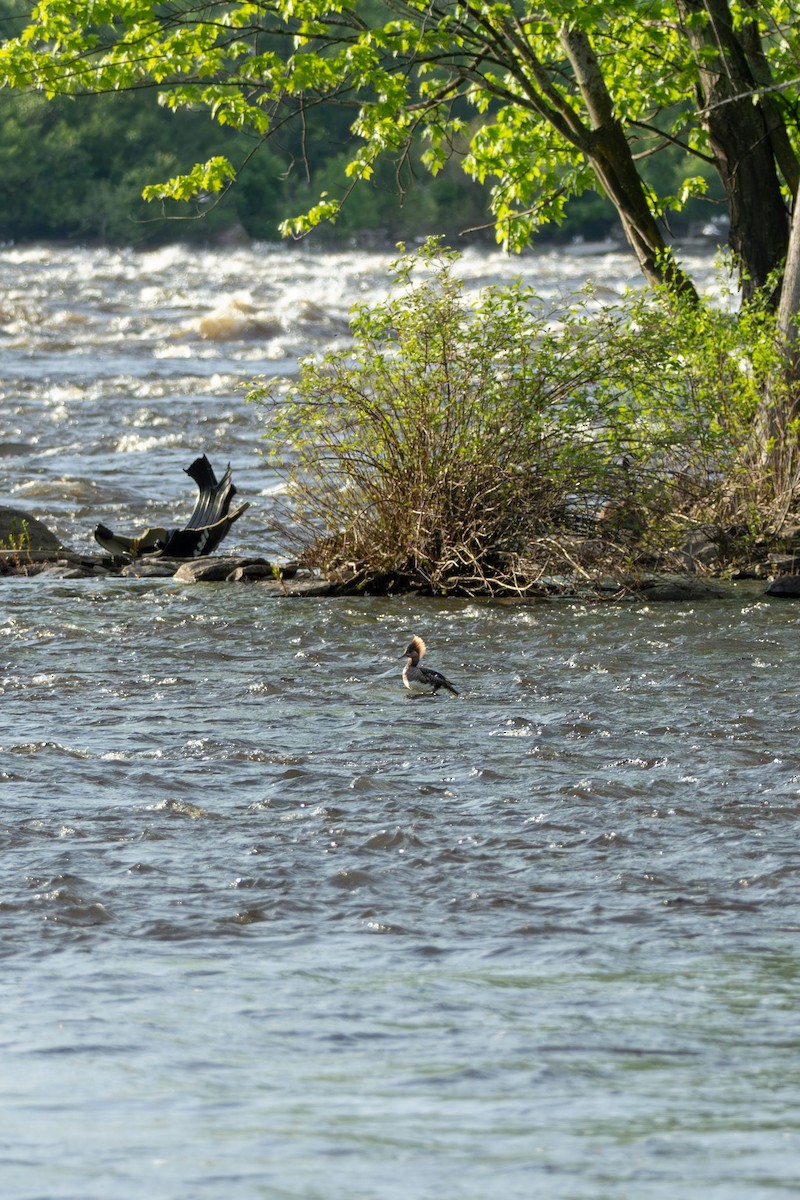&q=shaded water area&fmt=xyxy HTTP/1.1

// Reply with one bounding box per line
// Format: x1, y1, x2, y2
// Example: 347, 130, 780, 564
2, 243, 799, 1197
